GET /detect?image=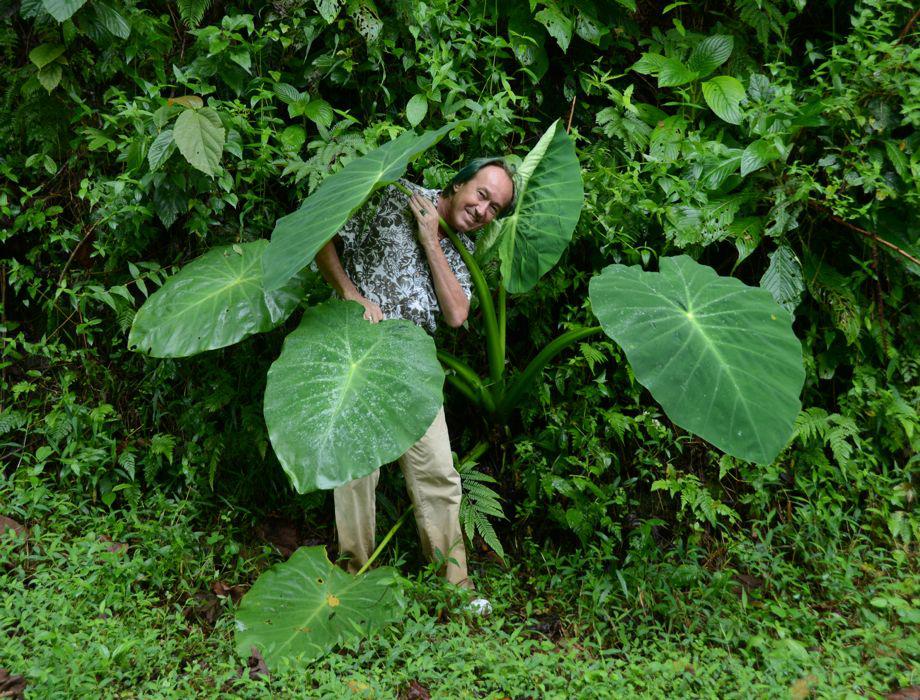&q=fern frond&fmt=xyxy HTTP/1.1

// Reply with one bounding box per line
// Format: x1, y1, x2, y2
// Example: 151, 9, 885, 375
579, 342, 606, 372
176, 0, 211, 28
473, 510, 505, 559
826, 416, 858, 466
793, 407, 829, 443
0, 409, 27, 436
459, 462, 506, 558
